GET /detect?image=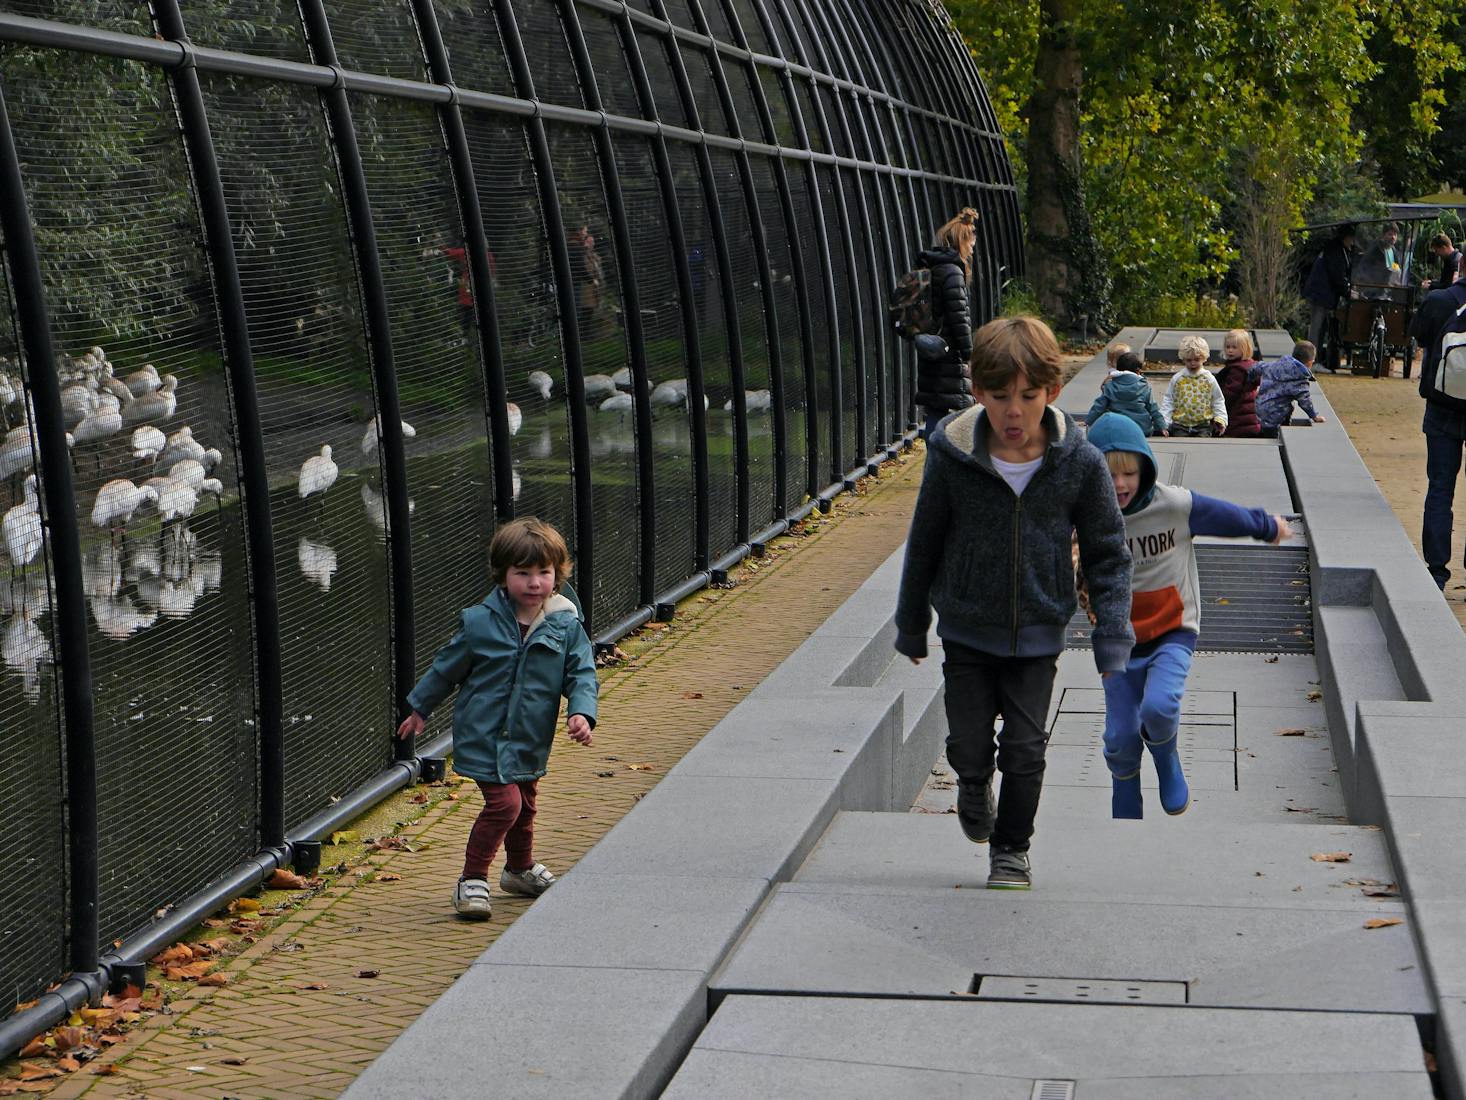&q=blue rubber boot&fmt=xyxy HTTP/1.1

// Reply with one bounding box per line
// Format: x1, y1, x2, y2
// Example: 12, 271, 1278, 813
1111, 773, 1143, 819
1142, 726, 1190, 815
